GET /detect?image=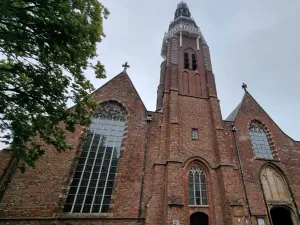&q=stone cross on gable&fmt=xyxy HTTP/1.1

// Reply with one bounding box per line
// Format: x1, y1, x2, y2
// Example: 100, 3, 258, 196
122, 62, 130, 71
